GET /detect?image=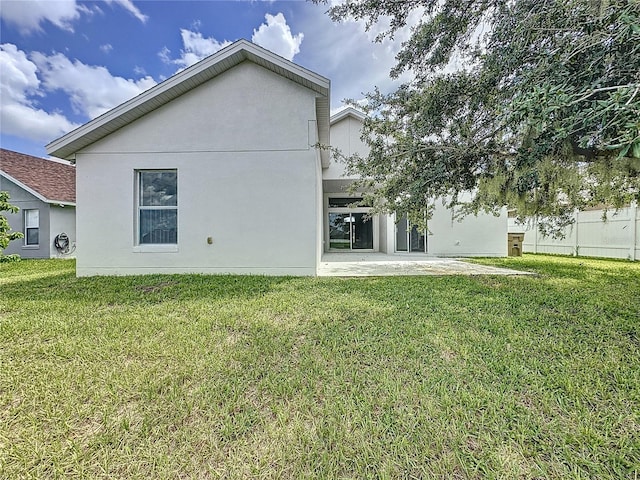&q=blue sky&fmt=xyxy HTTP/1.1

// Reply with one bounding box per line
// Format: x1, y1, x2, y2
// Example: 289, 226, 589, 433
1, 0, 418, 158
